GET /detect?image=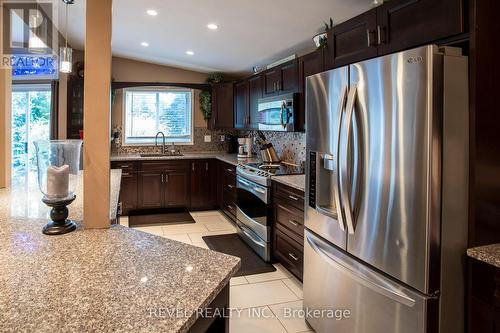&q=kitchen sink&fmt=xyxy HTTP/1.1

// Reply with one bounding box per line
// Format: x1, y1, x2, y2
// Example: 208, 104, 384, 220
139, 153, 183, 157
